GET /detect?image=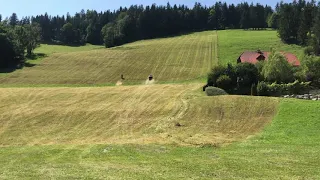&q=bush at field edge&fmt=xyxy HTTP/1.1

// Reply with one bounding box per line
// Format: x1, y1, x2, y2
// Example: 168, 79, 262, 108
205, 87, 228, 96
